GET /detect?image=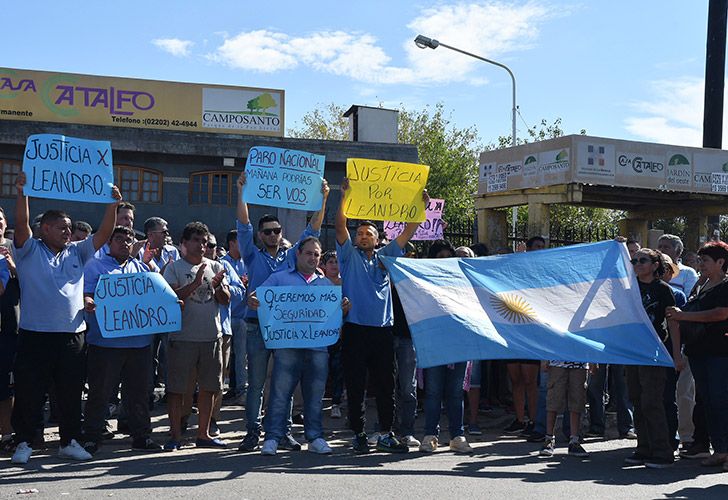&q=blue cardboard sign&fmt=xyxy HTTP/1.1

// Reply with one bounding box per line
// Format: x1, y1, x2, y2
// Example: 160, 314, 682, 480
95, 272, 182, 338
243, 146, 325, 211
257, 285, 342, 349
22, 134, 114, 203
